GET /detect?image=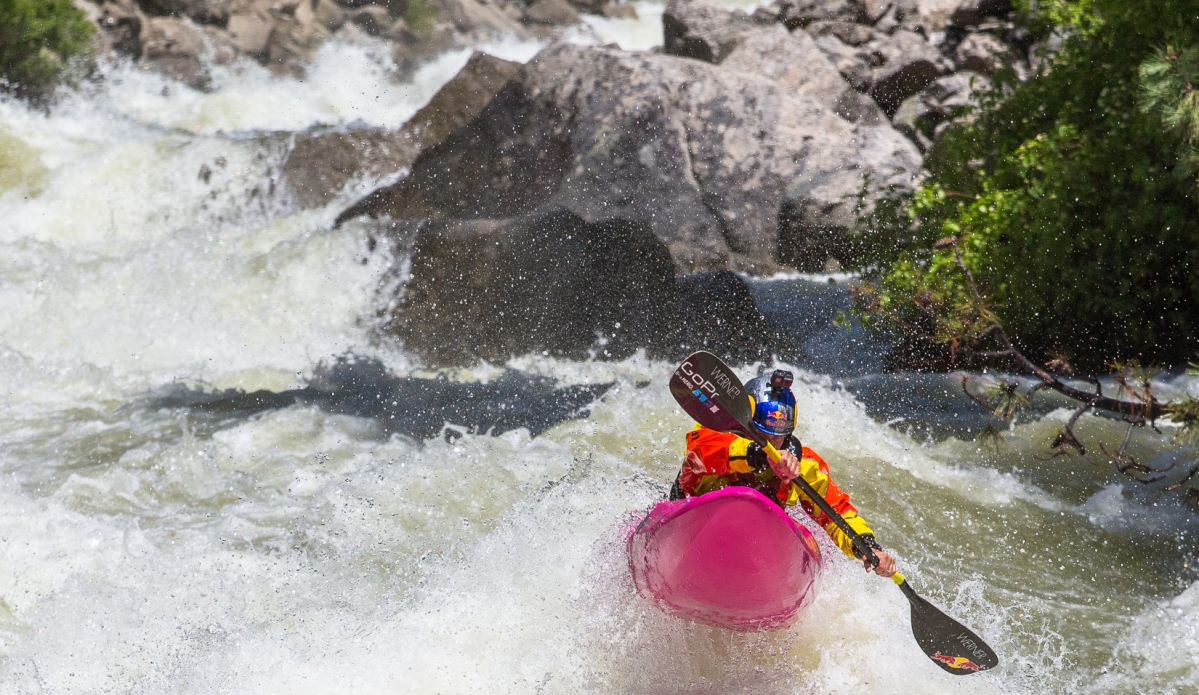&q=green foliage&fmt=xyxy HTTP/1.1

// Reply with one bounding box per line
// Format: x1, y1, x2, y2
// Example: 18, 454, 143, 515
859, 0, 1199, 371
0, 0, 93, 100
1139, 45, 1199, 178
404, 0, 439, 37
